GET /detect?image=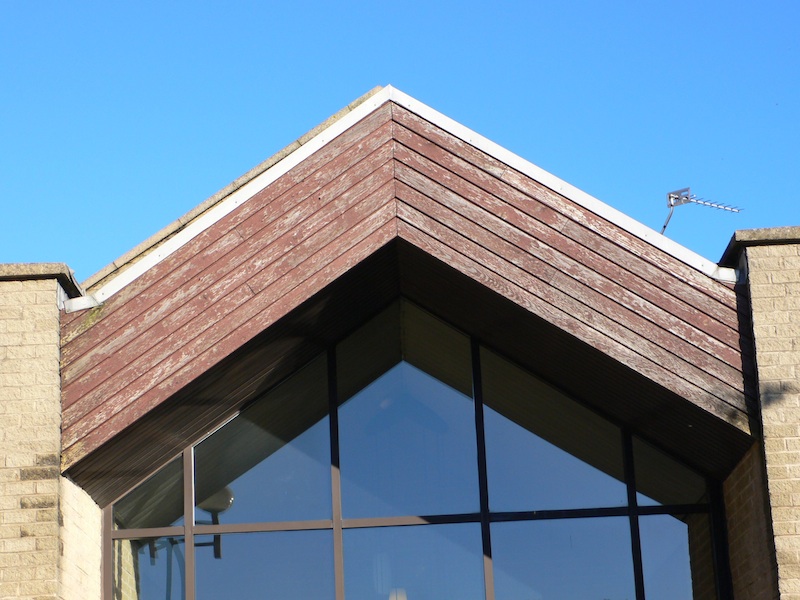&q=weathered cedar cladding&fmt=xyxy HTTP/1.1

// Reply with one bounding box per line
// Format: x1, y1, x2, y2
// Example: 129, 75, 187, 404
60, 99, 752, 505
